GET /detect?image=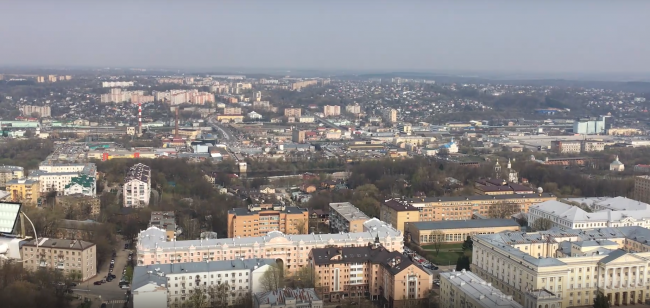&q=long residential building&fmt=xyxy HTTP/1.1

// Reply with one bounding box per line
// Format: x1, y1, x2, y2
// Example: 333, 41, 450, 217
310, 243, 433, 305
132, 258, 275, 308
123, 163, 151, 207
19, 105, 51, 118
471, 226, 650, 307
406, 219, 520, 246
136, 218, 403, 273
21, 238, 97, 281
30, 162, 96, 194
227, 204, 309, 238
406, 193, 556, 221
